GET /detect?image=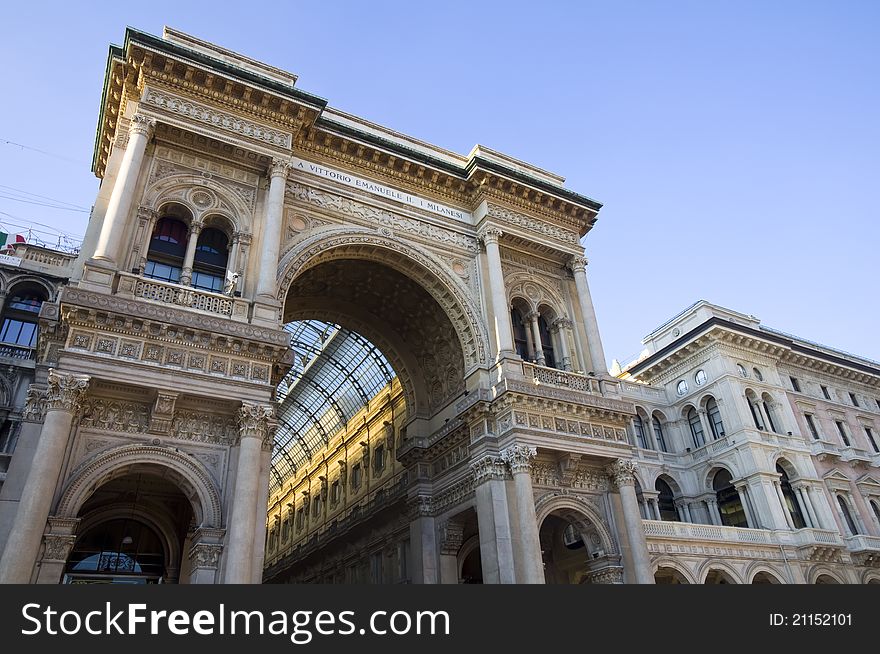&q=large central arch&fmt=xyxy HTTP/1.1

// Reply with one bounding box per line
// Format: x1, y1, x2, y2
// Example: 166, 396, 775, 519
276, 227, 491, 419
